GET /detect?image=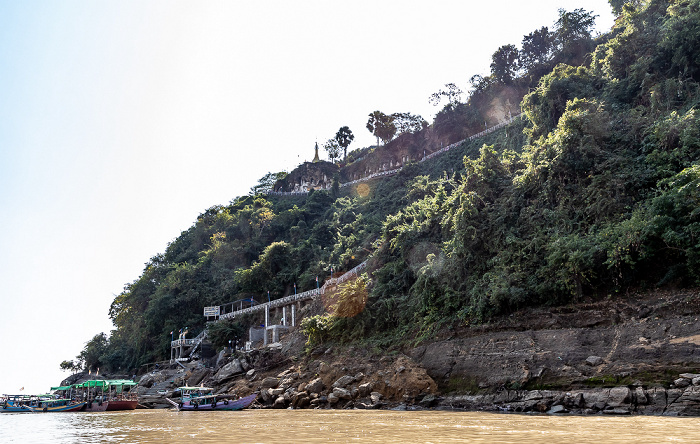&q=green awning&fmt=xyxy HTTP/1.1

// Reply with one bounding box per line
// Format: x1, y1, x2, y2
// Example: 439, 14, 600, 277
76, 380, 108, 388
50, 386, 73, 391
105, 380, 137, 386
